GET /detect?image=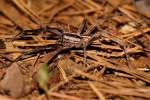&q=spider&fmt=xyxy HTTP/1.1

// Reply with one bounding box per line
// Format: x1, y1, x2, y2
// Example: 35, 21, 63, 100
9, 18, 97, 66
